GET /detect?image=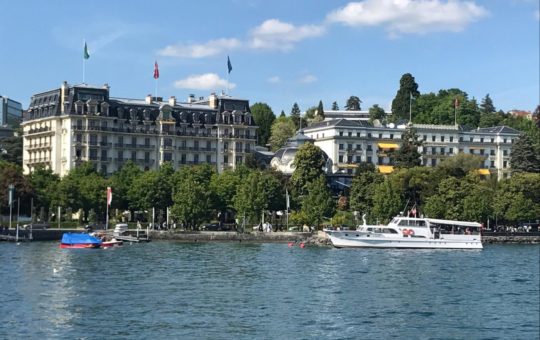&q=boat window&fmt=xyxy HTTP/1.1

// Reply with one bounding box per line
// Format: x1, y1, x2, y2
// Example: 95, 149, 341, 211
383, 228, 398, 234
